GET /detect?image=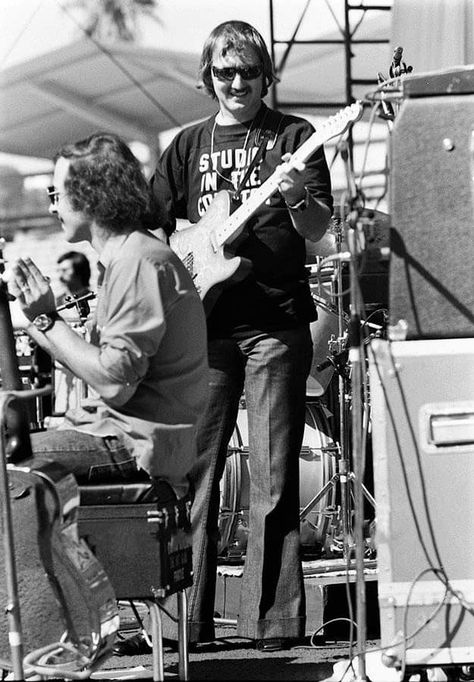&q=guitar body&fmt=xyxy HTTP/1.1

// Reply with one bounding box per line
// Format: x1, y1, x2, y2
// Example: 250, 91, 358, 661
169, 190, 252, 314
